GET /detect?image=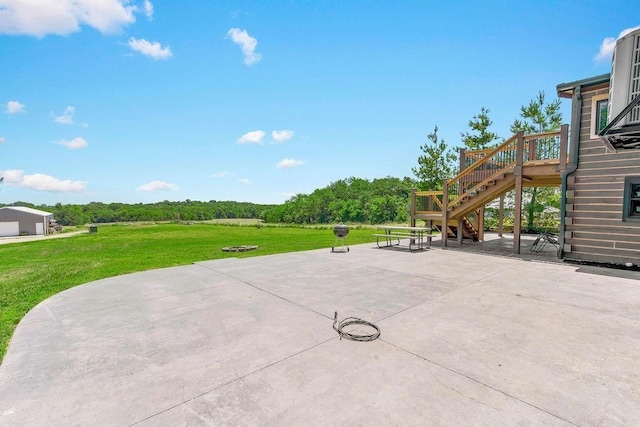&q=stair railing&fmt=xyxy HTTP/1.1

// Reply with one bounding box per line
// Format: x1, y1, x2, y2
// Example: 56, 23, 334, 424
446, 132, 521, 211
445, 128, 566, 214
